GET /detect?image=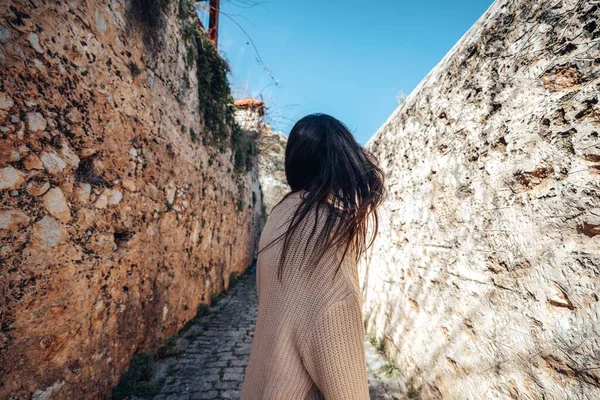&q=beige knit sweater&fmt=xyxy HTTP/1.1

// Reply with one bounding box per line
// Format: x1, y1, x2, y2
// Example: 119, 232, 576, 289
241, 190, 370, 400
